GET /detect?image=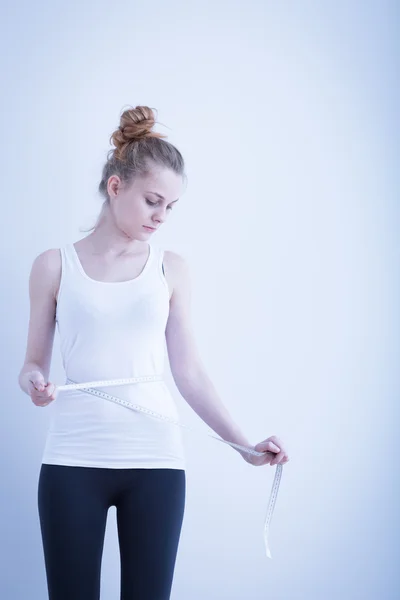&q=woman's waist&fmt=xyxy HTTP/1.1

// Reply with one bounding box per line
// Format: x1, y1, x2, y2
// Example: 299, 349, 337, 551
57, 379, 180, 420
61, 344, 165, 381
